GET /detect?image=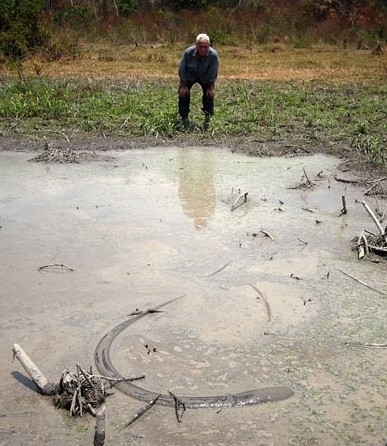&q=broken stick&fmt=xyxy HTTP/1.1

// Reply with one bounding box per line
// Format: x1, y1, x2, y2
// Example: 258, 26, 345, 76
341, 193, 347, 215
12, 344, 57, 395
231, 191, 248, 211
93, 406, 106, 446
361, 201, 384, 236
338, 269, 386, 296
120, 394, 160, 430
